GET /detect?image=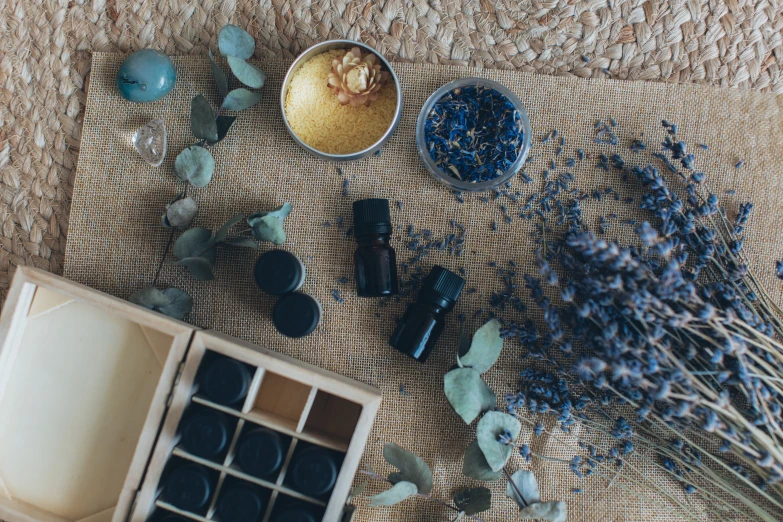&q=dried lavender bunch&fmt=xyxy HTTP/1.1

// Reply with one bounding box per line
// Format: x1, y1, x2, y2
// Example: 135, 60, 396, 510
504, 121, 783, 520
